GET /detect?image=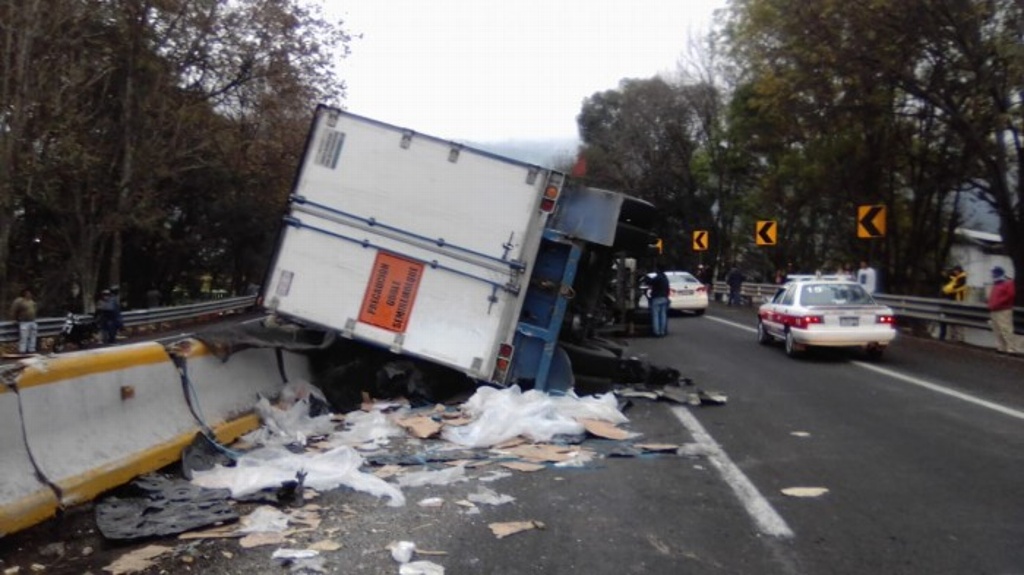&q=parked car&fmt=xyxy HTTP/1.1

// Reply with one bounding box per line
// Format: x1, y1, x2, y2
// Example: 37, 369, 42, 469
638, 271, 709, 315
756, 279, 896, 359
